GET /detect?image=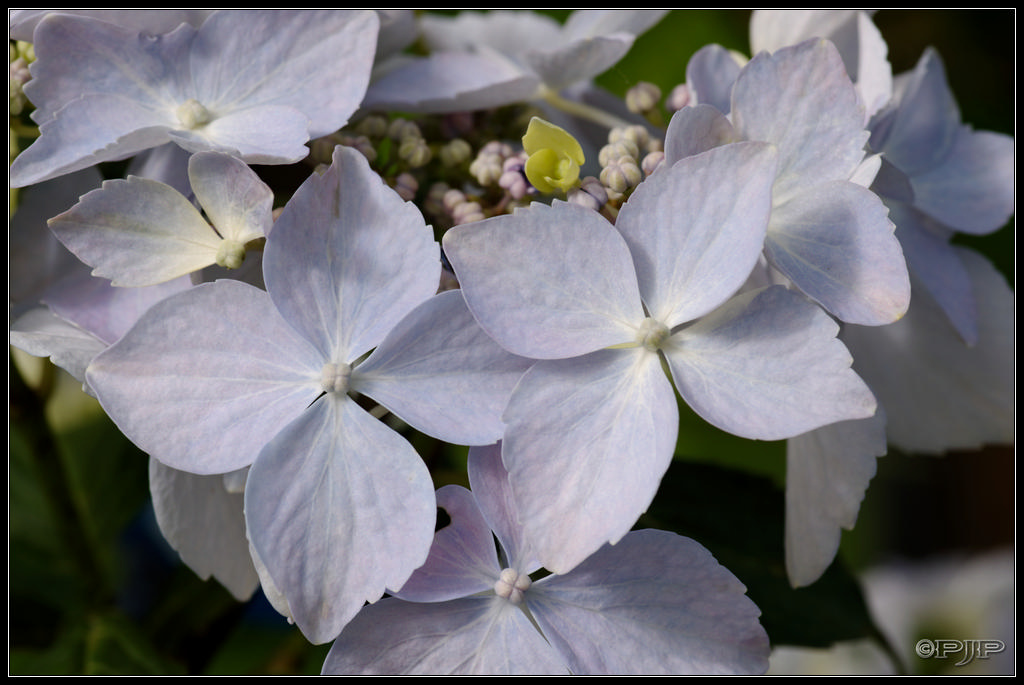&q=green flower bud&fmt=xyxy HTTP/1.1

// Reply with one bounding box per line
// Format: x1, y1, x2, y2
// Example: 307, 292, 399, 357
522, 117, 585, 194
